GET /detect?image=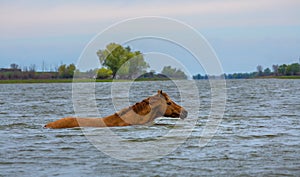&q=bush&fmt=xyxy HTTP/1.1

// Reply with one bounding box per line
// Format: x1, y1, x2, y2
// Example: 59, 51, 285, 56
97, 67, 113, 79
